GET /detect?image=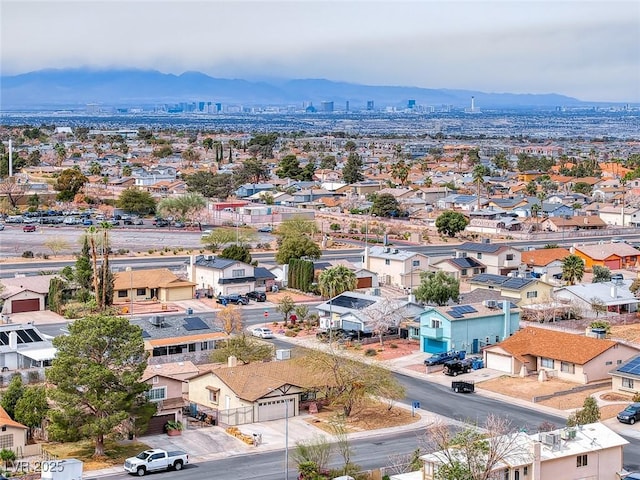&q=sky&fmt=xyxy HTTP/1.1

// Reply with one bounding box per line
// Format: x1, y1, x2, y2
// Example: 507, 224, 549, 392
2, 0, 639, 102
